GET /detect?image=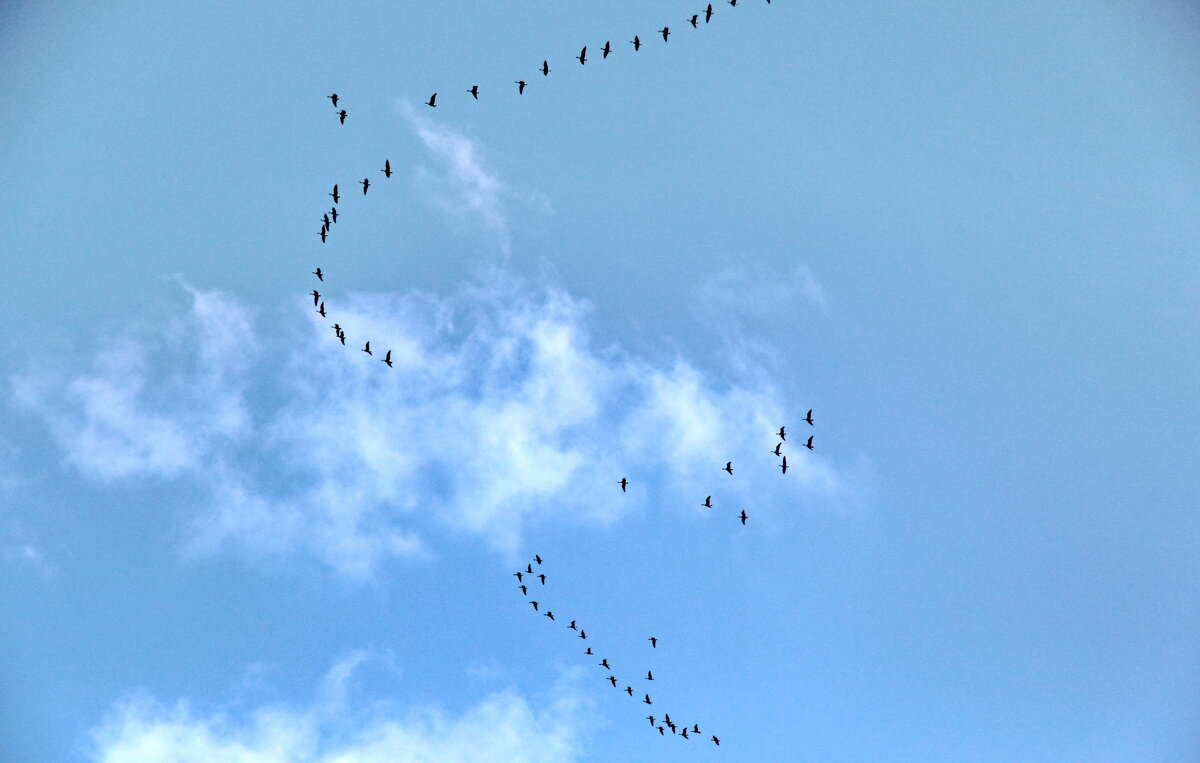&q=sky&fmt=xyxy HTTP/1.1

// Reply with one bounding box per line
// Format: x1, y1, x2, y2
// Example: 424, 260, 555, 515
2, 0, 1199, 760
